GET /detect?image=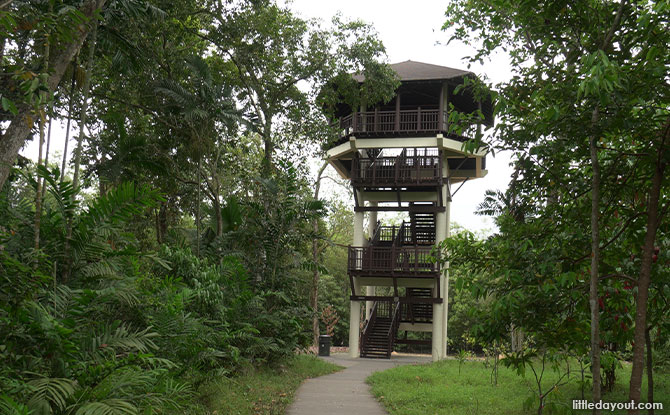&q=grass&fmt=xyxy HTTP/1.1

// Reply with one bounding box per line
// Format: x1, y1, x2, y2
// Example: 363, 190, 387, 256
198, 354, 342, 415
367, 358, 670, 415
